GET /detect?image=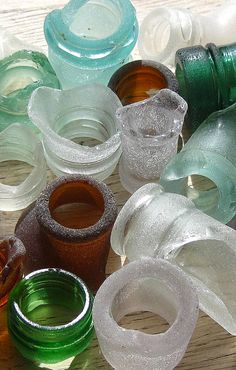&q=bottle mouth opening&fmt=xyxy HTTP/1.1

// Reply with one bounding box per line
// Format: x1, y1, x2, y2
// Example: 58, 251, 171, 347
108, 60, 178, 106
36, 175, 117, 241
11, 268, 92, 330
69, 0, 122, 41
